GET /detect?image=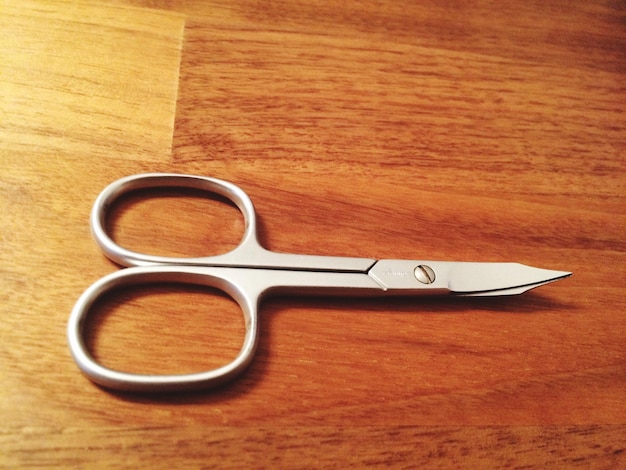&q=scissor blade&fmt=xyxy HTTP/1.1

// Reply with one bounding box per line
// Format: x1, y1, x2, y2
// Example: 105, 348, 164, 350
447, 262, 571, 296
452, 266, 572, 296
367, 260, 571, 296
